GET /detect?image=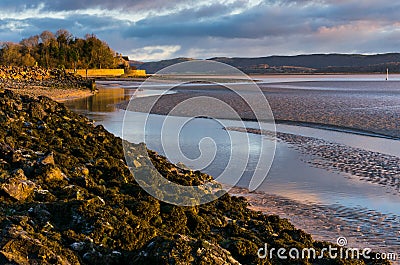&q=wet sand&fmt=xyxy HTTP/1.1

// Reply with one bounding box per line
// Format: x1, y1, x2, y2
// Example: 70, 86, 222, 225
225, 127, 400, 254
227, 127, 400, 193
119, 82, 400, 138
262, 87, 400, 139
230, 186, 400, 254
